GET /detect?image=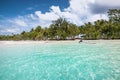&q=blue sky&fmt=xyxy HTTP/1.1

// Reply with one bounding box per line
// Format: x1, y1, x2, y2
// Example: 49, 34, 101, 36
0, 0, 69, 17
0, 0, 120, 35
